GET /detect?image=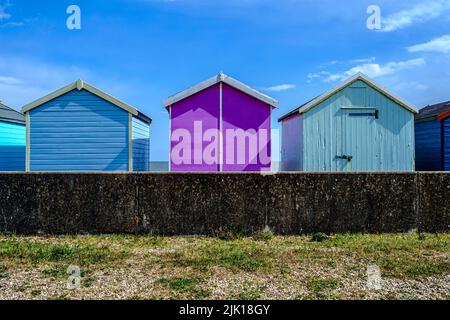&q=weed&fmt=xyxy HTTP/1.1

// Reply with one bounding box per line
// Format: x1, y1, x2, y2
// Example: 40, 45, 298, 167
253, 231, 274, 241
